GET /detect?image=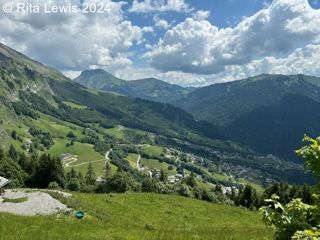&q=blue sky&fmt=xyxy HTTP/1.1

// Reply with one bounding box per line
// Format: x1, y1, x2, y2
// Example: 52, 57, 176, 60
1, 0, 320, 86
